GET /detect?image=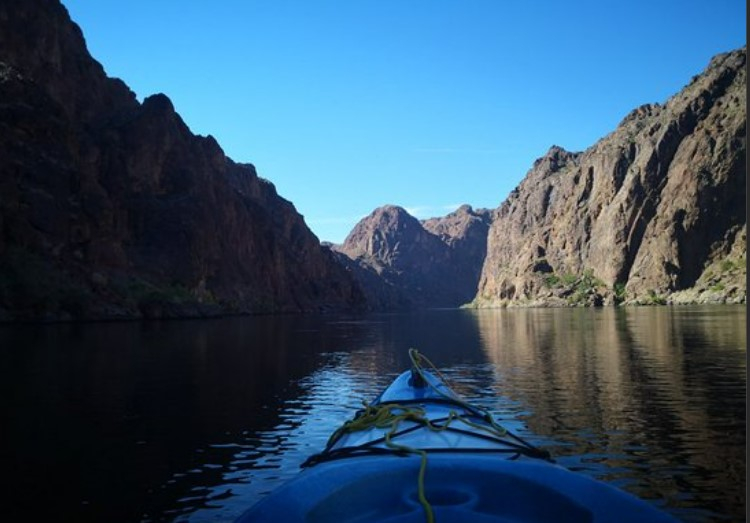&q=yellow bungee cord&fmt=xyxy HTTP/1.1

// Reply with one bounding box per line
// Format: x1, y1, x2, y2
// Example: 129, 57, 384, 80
324, 349, 515, 523
408, 348, 509, 438
325, 401, 434, 522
